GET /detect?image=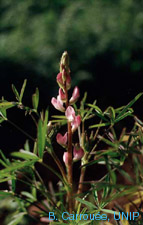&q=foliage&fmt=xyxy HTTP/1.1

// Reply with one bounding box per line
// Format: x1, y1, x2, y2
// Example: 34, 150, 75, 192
0, 53, 143, 225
